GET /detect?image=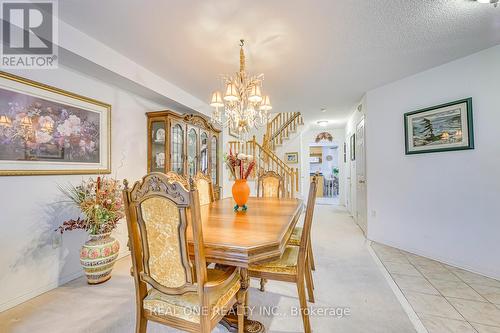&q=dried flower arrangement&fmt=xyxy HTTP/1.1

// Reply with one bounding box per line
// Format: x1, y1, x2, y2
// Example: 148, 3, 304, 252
224, 148, 256, 180
56, 176, 124, 235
